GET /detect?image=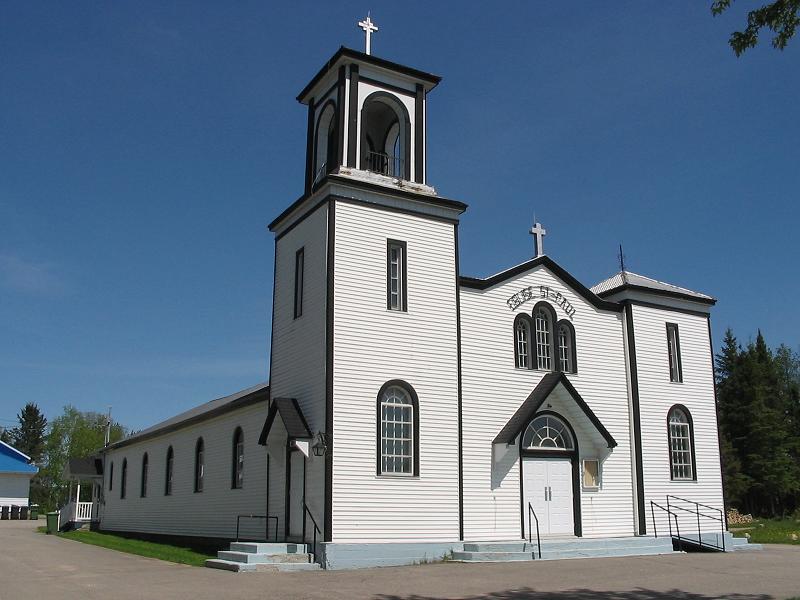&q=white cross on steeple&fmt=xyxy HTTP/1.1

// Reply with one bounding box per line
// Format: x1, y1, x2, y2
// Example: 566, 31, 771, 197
530, 222, 547, 257
358, 14, 378, 55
